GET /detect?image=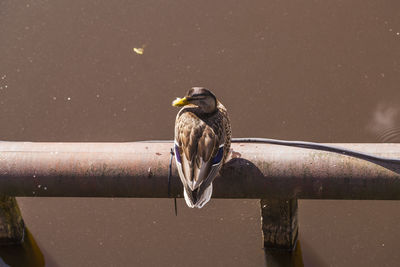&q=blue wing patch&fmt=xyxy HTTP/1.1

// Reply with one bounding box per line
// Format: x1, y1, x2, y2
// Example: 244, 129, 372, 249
211, 145, 224, 165
174, 143, 182, 164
